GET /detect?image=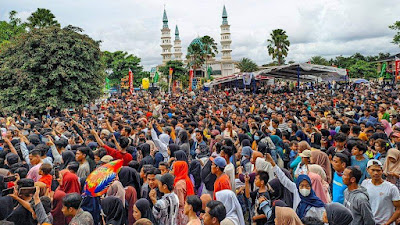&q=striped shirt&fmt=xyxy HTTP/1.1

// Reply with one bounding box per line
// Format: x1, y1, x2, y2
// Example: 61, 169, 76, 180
152, 192, 180, 225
